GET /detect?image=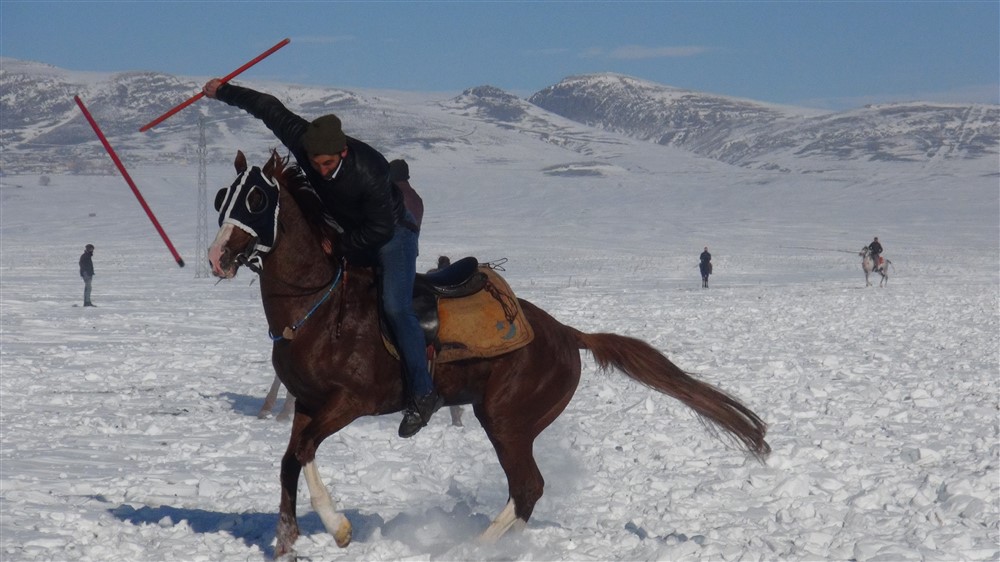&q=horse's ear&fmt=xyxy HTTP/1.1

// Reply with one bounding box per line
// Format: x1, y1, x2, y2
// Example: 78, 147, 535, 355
262, 151, 279, 179
235, 151, 248, 174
